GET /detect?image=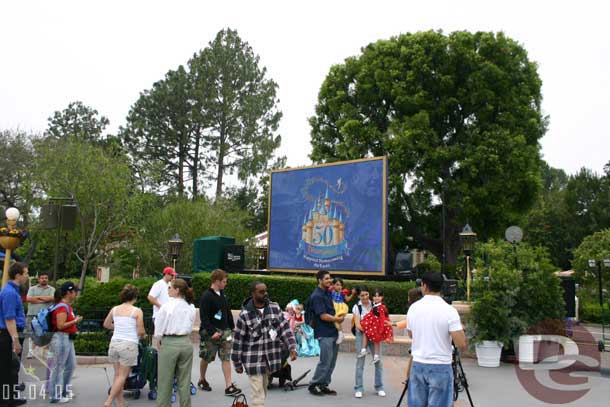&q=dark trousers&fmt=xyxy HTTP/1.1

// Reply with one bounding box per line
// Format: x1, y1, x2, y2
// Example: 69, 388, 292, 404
0, 330, 18, 405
